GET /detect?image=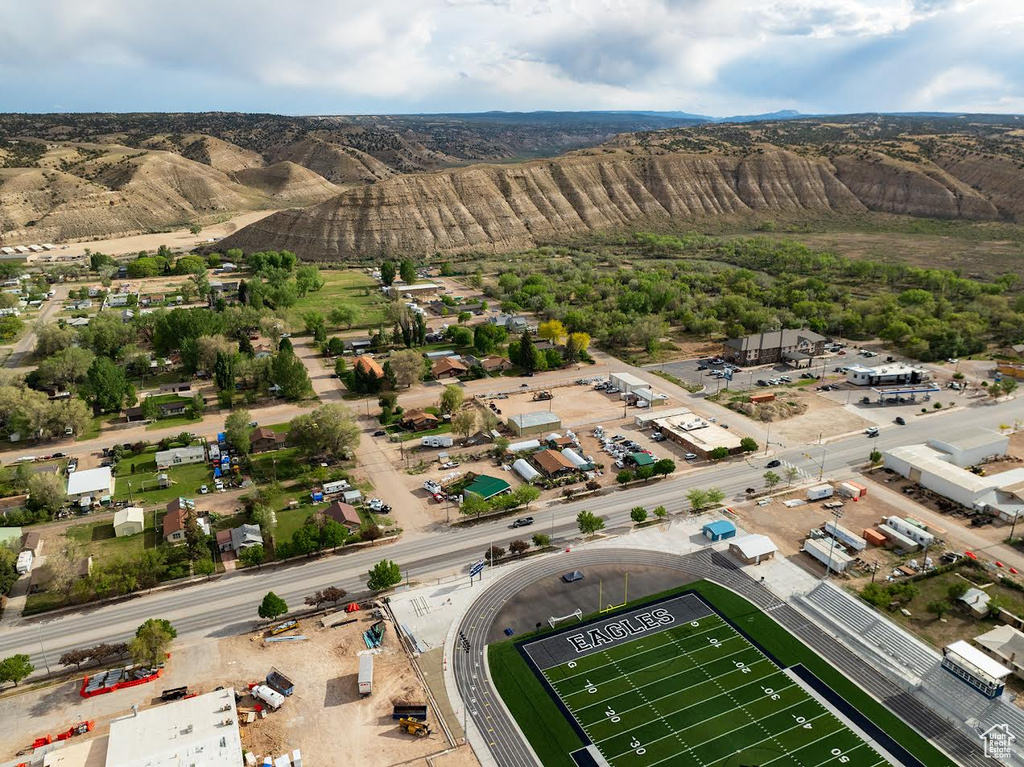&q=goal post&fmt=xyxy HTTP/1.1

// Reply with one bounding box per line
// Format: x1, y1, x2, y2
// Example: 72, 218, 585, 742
548, 608, 583, 629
